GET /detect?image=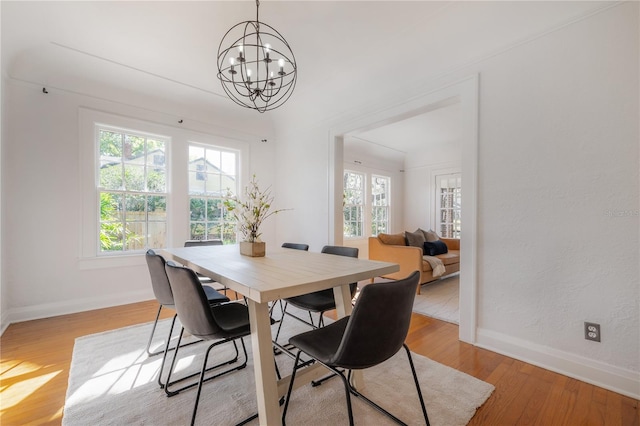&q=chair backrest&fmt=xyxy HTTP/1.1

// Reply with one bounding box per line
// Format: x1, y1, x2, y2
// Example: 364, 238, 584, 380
321, 245, 359, 295
164, 262, 223, 339
184, 239, 223, 247
330, 271, 420, 369
281, 242, 309, 251
321, 245, 358, 258
145, 249, 174, 306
